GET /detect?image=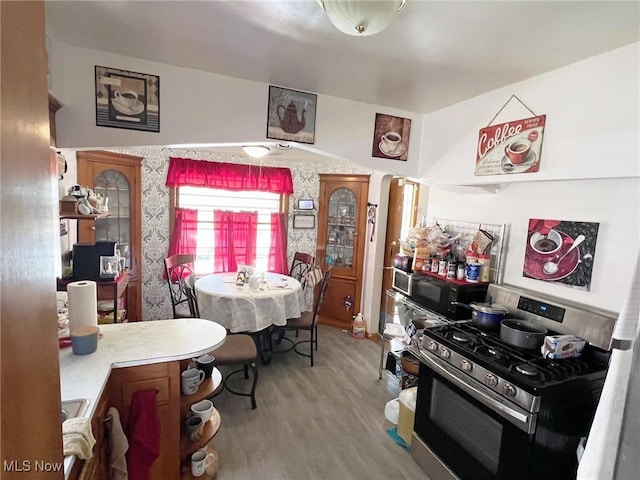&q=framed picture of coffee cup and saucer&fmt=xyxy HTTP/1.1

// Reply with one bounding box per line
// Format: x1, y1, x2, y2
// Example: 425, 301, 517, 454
475, 114, 546, 176
372, 113, 411, 161
95, 66, 160, 132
